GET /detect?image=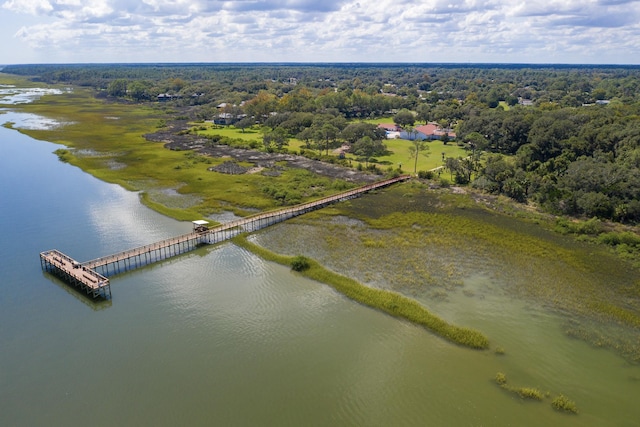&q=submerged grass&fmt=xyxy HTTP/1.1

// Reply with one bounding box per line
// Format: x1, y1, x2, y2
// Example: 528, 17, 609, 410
336, 185, 640, 327
495, 372, 576, 413
551, 394, 578, 414
232, 234, 490, 350
257, 183, 640, 361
